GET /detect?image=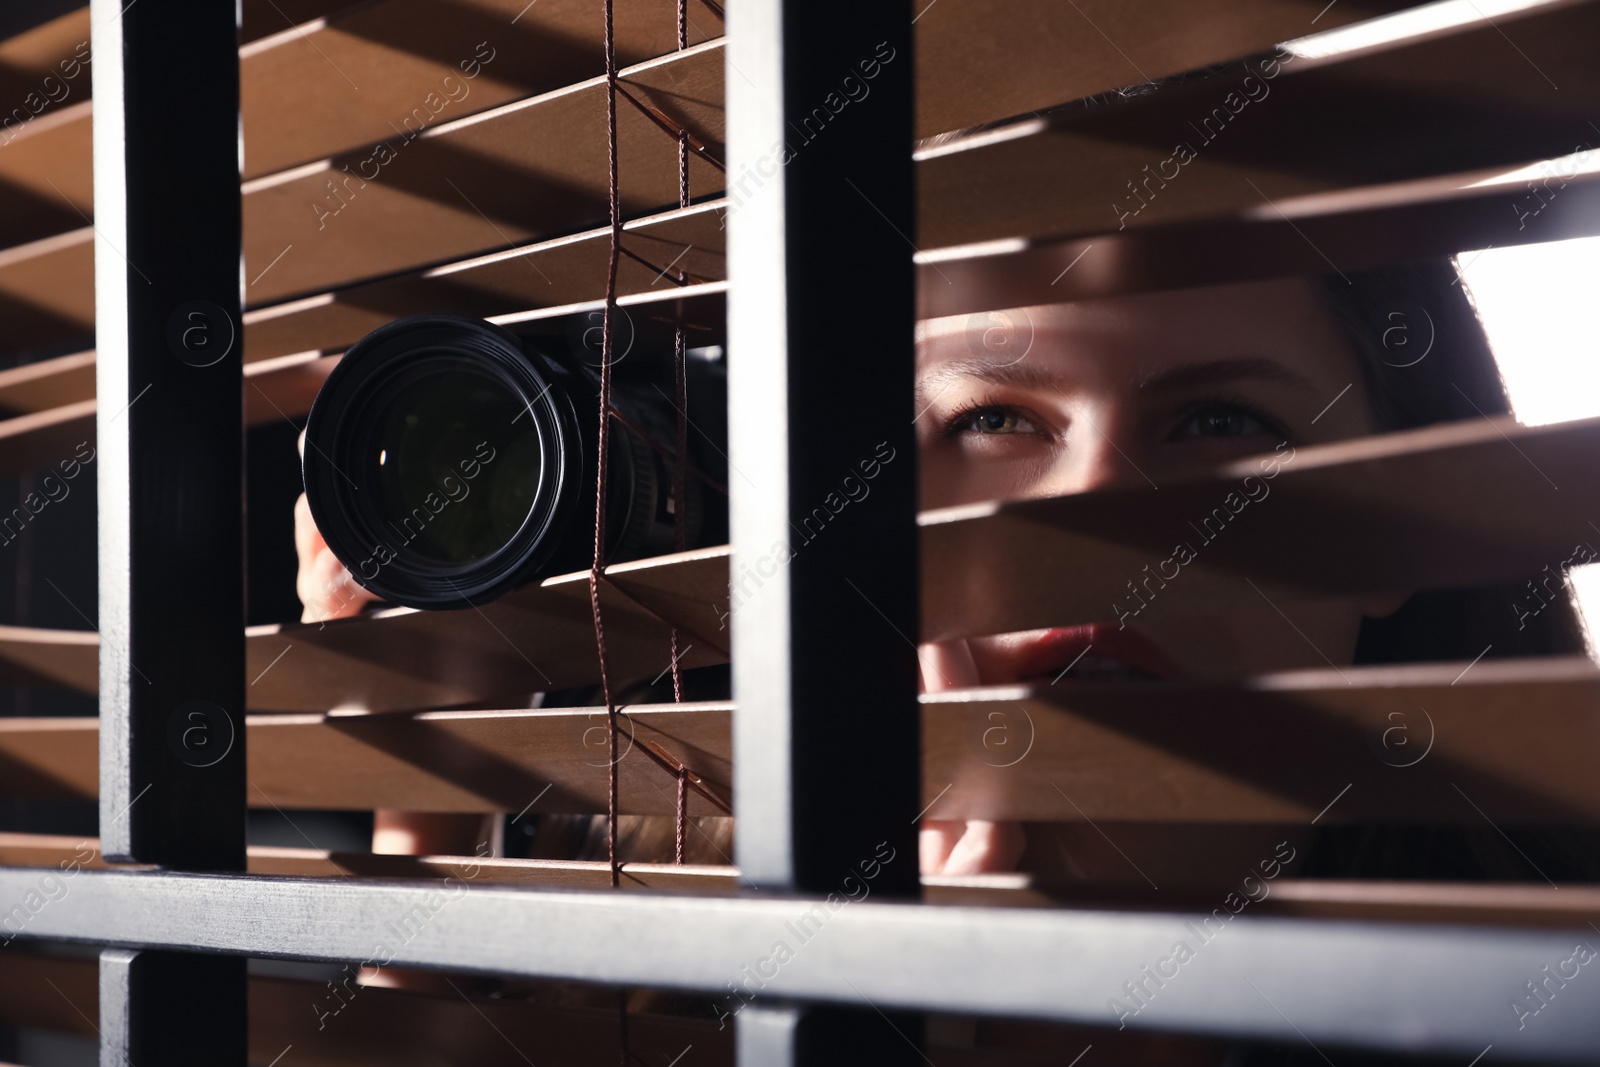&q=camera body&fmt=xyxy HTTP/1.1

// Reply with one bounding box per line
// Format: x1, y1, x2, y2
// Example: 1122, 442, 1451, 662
303, 314, 716, 611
